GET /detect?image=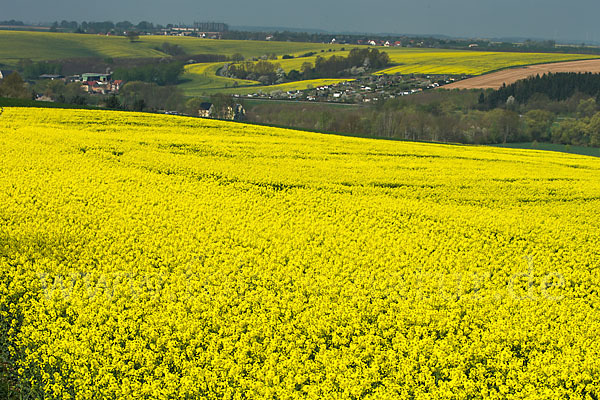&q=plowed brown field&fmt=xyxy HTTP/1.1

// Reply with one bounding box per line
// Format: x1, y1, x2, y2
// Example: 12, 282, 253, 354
443, 59, 600, 89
